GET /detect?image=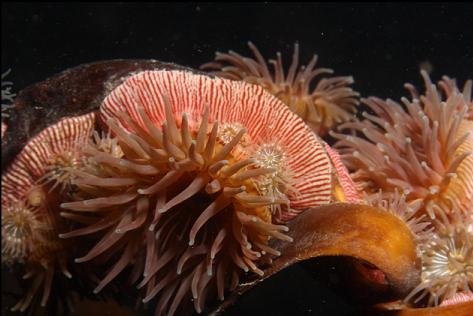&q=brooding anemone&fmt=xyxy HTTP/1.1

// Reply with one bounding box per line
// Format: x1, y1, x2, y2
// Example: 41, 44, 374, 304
59, 70, 357, 315
1, 113, 96, 312
331, 70, 473, 218
403, 204, 473, 307
1, 189, 48, 265
201, 42, 360, 136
